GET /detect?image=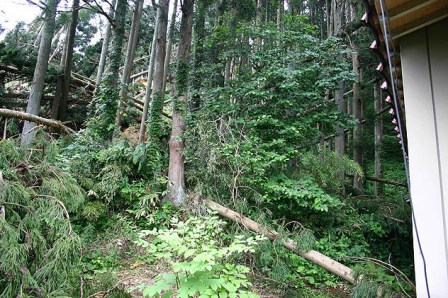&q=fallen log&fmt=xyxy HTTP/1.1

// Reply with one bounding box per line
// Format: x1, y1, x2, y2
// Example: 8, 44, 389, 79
0, 93, 54, 101
72, 72, 96, 86
346, 174, 406, 188
0, 108, 75, 134
204, 199, 355, 284
130, 98, 171, 119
